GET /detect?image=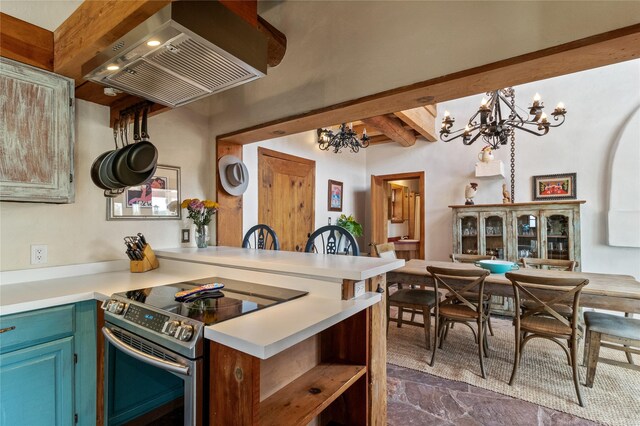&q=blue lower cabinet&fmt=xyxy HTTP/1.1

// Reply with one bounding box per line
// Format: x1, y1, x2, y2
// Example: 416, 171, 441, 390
0, 336, 74, 426
0, 301, 97, 426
